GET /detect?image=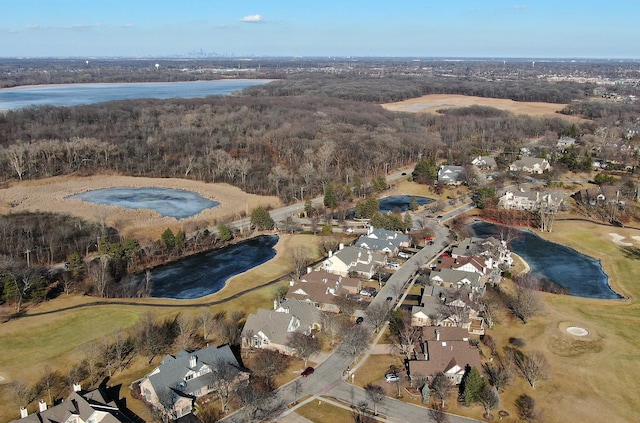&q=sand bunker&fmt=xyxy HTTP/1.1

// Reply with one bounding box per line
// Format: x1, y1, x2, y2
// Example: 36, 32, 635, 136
566, 326, 589, 336
609, 233, 633, 246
